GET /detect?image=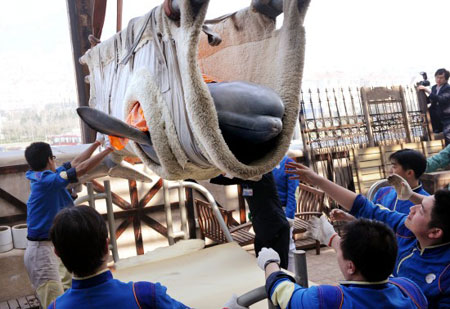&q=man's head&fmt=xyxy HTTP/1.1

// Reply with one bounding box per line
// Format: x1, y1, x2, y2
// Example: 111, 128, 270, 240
406, 189, 450, 245
24, 142, 56, 172
389, 149, 426, 183
338, 219, 397, 282
435, 68, 450, 86
50, 206, 108, 277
